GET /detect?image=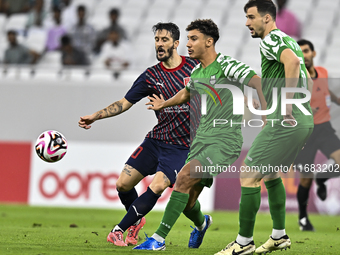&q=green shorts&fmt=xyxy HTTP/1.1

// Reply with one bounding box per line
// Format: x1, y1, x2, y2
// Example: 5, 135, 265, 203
244, 125, 313, 174
186, 136, 242, 187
